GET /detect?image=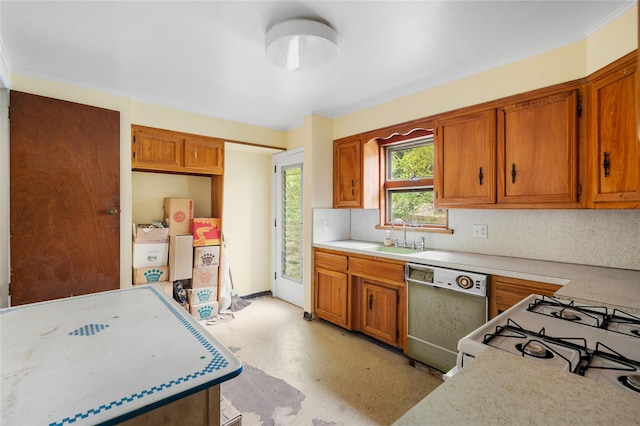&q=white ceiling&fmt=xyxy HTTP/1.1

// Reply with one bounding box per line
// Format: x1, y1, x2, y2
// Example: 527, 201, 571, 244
1, 1, 635, 131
